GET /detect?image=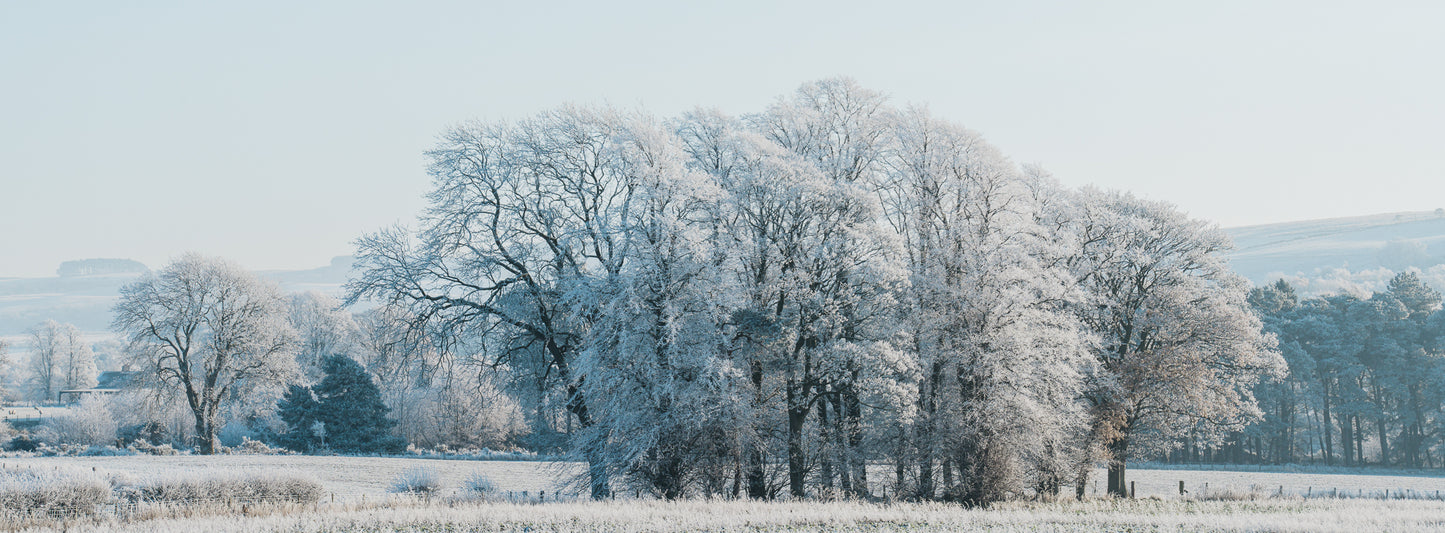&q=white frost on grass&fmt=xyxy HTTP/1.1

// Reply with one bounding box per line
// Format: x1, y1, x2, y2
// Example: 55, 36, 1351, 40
4, 455, 580, 501
14, 498, 1445, 533
11, 456, 1445, 503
